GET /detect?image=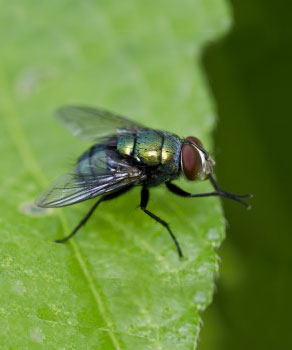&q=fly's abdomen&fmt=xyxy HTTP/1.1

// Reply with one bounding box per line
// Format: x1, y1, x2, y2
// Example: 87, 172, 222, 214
77, 145, 110, 177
